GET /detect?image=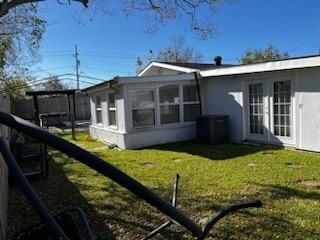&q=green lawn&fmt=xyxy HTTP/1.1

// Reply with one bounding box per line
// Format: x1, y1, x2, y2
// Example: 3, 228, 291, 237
8, 132, 320, 239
